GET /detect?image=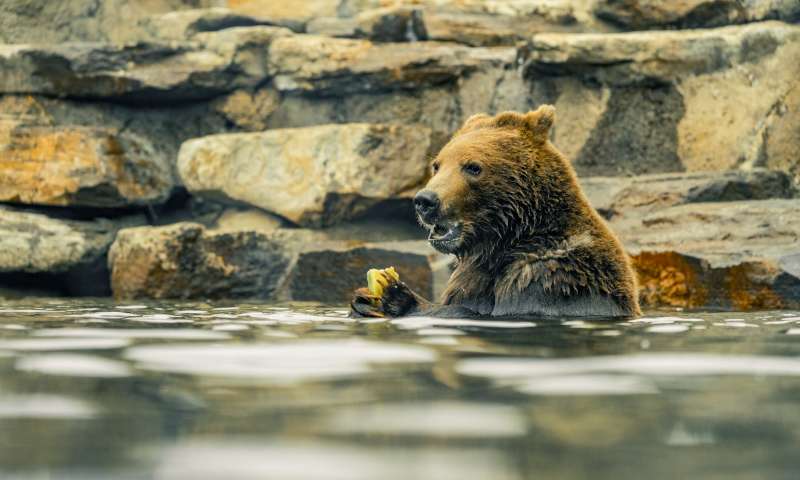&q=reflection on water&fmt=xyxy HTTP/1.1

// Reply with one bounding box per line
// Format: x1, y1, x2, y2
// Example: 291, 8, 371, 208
2, 300, 800, 479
